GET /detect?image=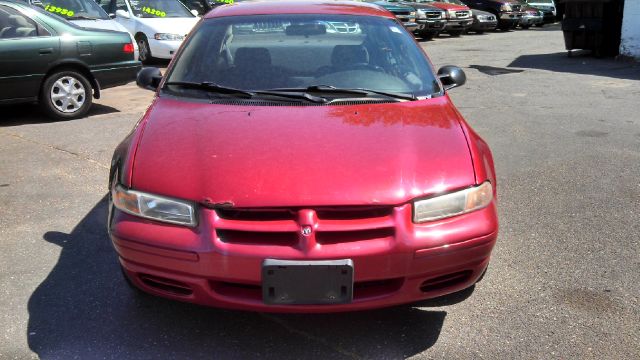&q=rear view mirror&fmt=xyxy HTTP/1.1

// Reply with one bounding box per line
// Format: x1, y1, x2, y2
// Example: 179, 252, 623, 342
115, 9, 130, 19
285, 23, 326, 36
437, 65, 466, 91
137, 67, 163, 91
